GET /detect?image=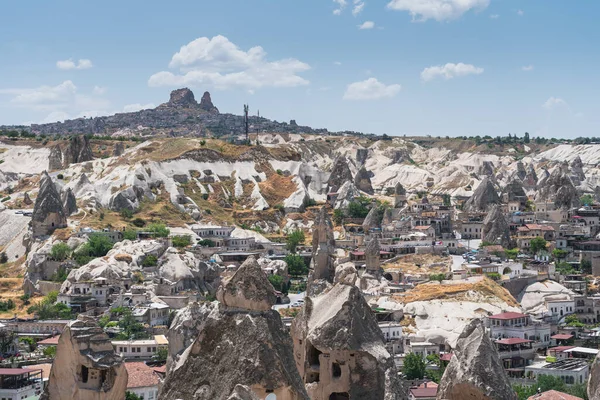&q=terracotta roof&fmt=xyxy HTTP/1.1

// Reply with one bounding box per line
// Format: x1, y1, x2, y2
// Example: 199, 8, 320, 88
414, 225, 432, 230
38, 335, 60, 345
548, 346, 576, 353
551, 334, 574, 340
125, 362, 160, 389
527, 389, 583, 400
525, 224, 544, 230
440, 353, 453, 361
496, 338, 532, 345
410, 387, 438, 398
488, 312, 528, 320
